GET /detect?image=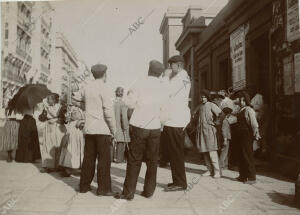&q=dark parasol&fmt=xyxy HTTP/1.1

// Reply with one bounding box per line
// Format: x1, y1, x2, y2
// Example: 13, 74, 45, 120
6, 84, 52, 115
